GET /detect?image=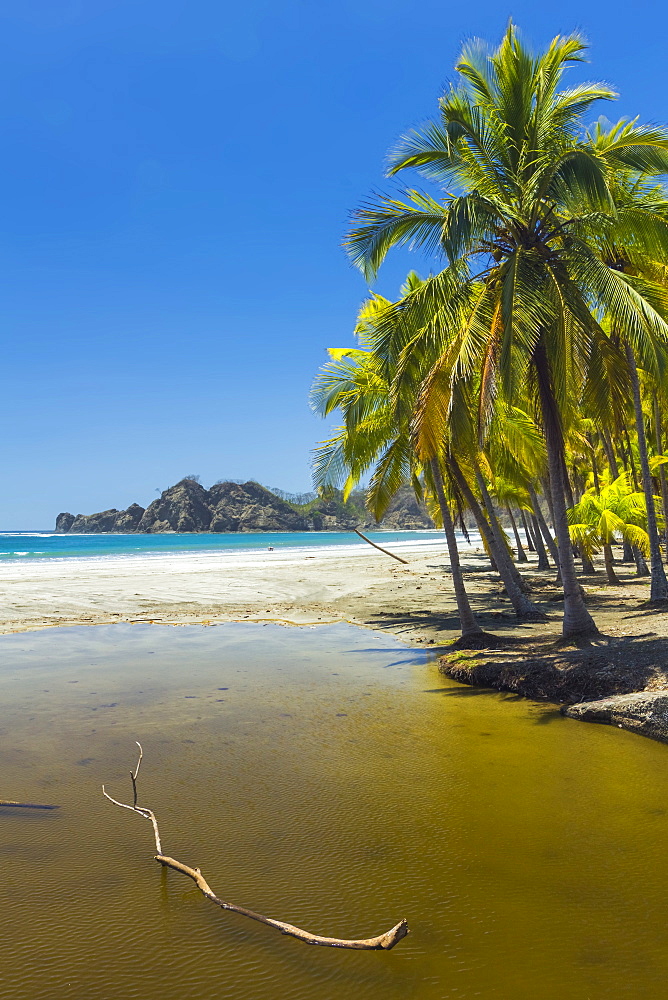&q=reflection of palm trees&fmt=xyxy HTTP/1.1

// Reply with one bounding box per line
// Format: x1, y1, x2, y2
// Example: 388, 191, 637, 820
343, 25, 668, 637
